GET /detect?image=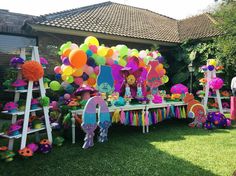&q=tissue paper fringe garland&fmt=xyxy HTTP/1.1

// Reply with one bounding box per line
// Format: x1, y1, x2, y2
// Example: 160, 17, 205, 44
112, 105, 187, 126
